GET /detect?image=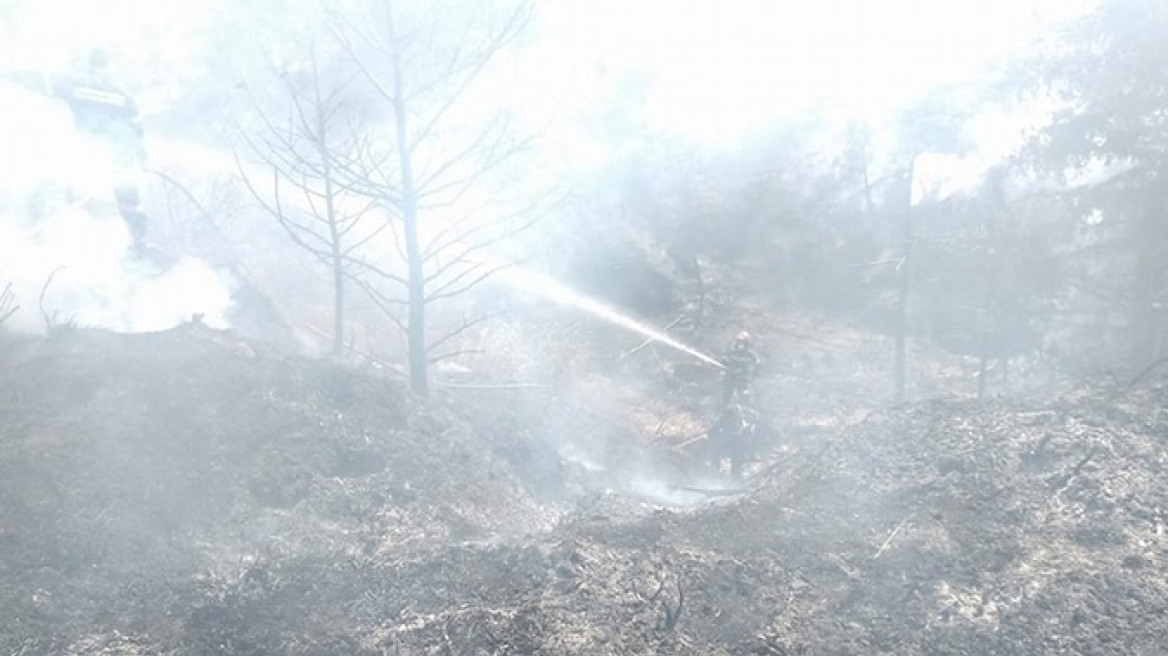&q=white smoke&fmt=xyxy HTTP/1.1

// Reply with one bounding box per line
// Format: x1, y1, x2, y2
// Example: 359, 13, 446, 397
0, 207, 235, 334
0, 78, 235, 334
